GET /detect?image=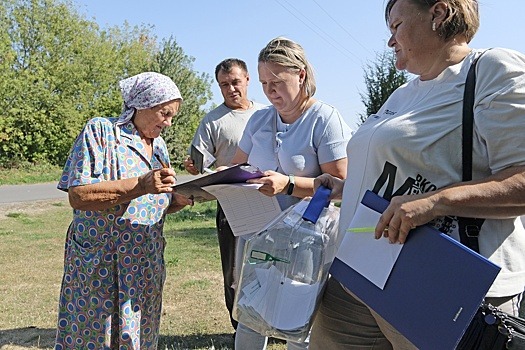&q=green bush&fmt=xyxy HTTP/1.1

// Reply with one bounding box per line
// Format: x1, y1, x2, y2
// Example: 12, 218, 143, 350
0, 0, 212, 169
